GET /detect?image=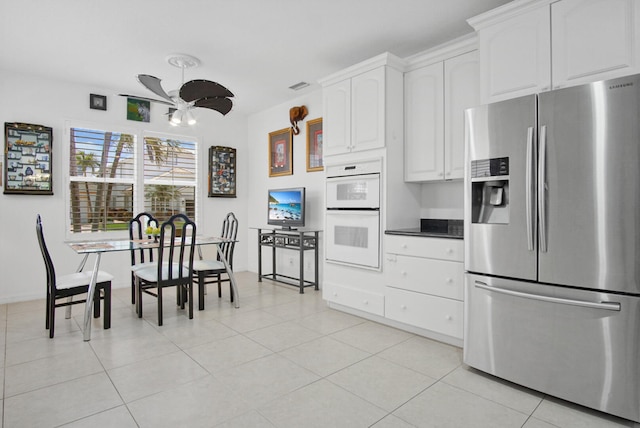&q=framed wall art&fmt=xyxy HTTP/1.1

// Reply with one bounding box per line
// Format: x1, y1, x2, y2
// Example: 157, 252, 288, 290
4, 122, 53, 195
90, 93, 107, 111
306, 117, 323, 172
208, 146, 236, 197
127, 97, 150, 122
268, 127, 293, 177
